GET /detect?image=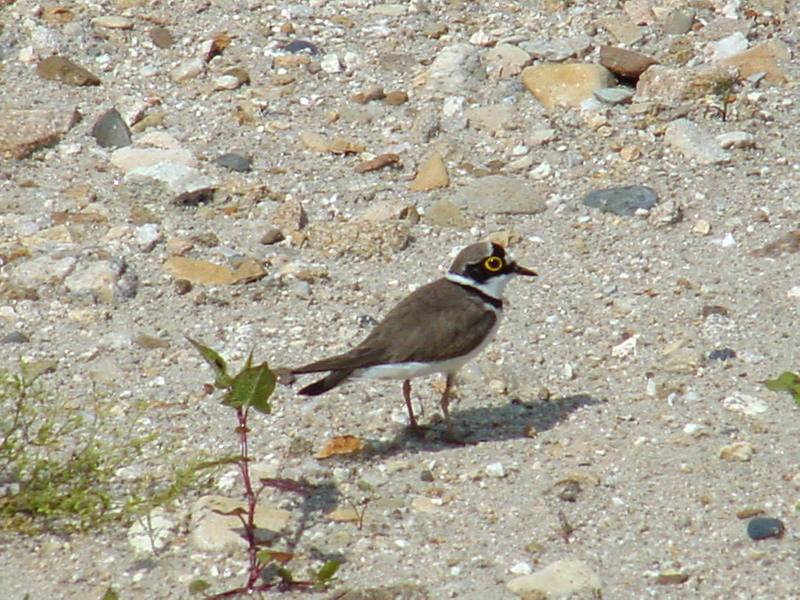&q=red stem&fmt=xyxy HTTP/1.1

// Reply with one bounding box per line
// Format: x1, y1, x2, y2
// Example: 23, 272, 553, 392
236, 406, 260, 590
